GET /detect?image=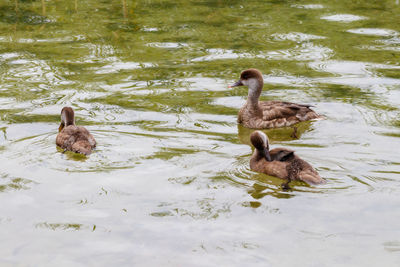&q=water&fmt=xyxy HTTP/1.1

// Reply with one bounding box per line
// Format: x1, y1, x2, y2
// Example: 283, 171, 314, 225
0, 0, 399, 266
